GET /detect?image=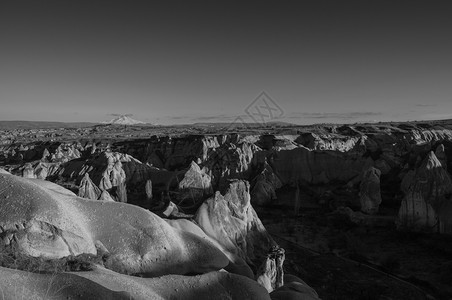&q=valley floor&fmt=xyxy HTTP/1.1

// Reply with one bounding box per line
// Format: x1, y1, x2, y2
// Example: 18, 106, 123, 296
259, 206, 452, 300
